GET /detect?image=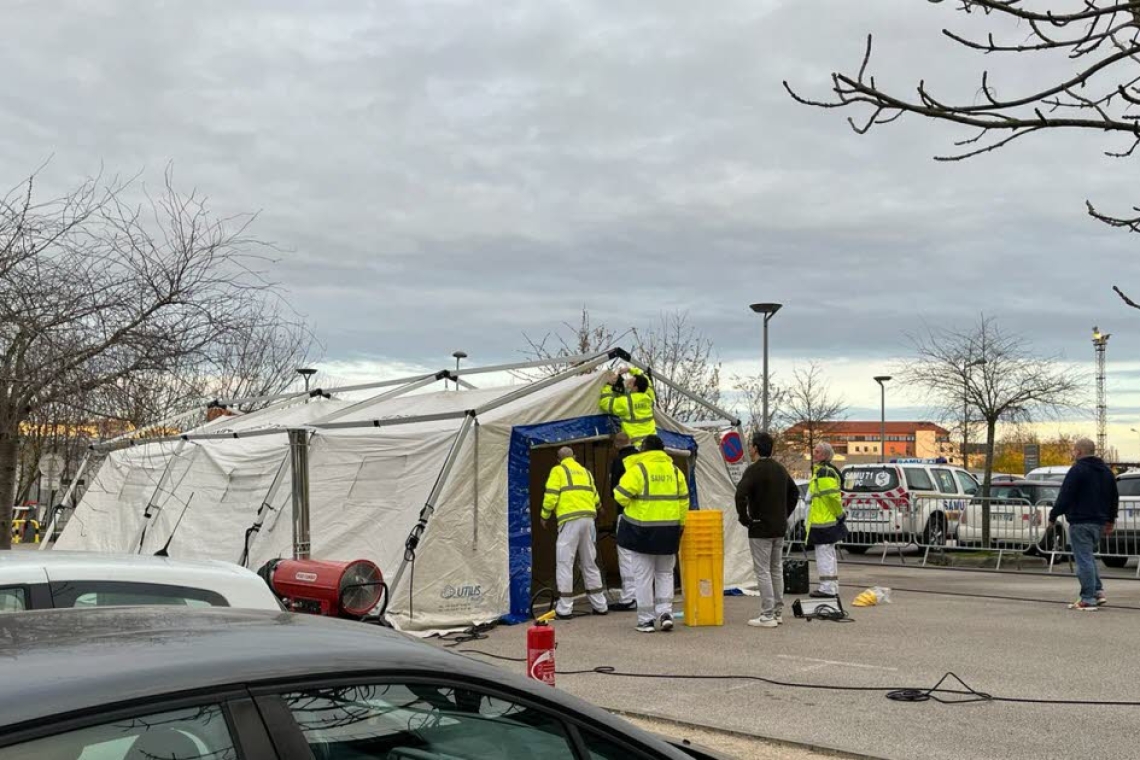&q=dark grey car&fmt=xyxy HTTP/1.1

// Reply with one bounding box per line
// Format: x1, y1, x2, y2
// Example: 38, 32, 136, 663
0, 607, 722, 759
